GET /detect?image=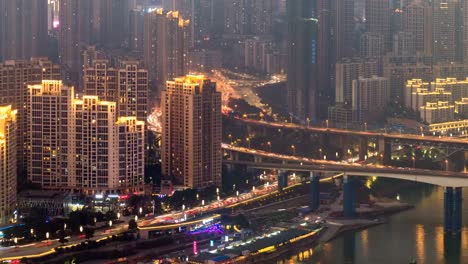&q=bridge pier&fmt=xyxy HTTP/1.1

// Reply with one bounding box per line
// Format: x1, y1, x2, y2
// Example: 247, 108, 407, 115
254, 156, 263, 163
278, 170, 288, 191
319, 133, 331, 159
339, 136, 348, 159
343, 175, 356, 217
462, 151, 468, 172
444, 187, 463, 235
359, 137, 368, 161
310, 172, 320, 211
231, 151, 239, 161
377, 136, 391, 165
225, 163, 234, 173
